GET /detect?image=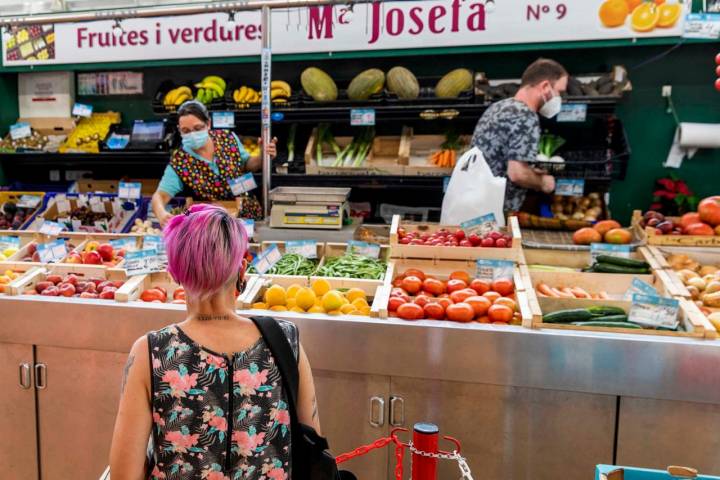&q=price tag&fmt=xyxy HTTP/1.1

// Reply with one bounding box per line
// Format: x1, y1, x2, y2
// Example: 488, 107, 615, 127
624, 277, 659, 301
71, 219, 82, 231
56, 197, 71, 214
110, 238, 137, 252
590, 243, 633, 262
0, 235, 20, 252
229, 173, 257, 196
212, 111, 236, 129
252, 244, 282, 274
36, 240, 67, 263
94, 219, 109, 232
240, 219, 255, 239
39, 220, 65, 235
143, 235, 165, 253
346, 240, 381, 259
629, 293, 680, 330
17, 195, 42, 208
557, 104, 587, 123
555, 179, 585, 197
683, 13, 720, 39
461, 214, 498, 236
118, 182, 142, 199
91, 201, 107, 214
475, 259, 515, 281
111, 199, 123, 216
350, 108, 376, 126
72, 102, 94, 118
10, 122, 31, 140
77, 194, 89, 207
285, 240, 318, 259
124, 249, 167, 276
